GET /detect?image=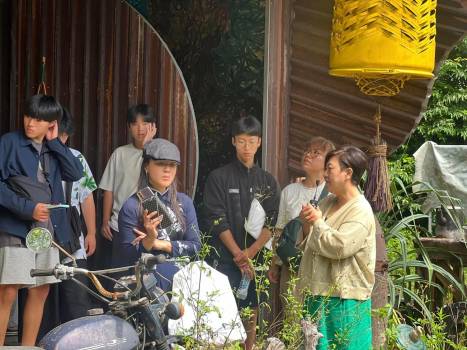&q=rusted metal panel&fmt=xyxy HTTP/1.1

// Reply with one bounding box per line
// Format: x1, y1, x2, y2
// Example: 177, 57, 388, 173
0, 0, 11, 132
0, 0, 198, 198
285, 0, 467, 179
